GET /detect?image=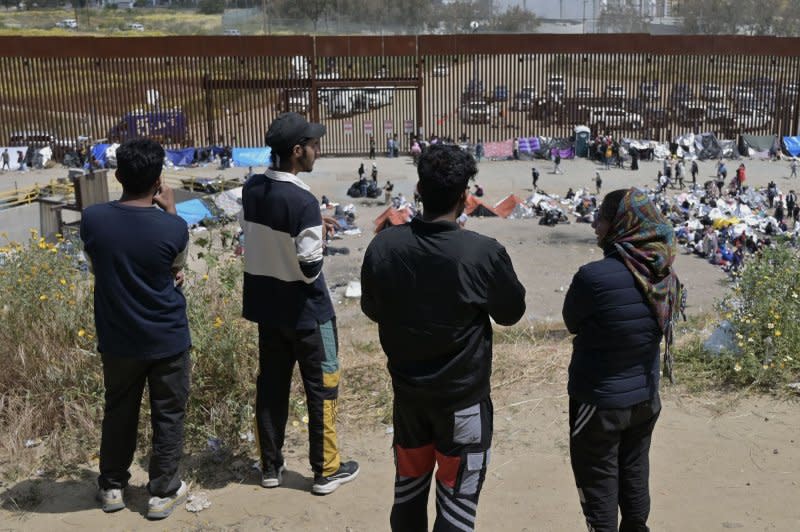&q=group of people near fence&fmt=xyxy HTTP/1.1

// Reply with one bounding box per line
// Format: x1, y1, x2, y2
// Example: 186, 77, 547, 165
80, 112, 681, 530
